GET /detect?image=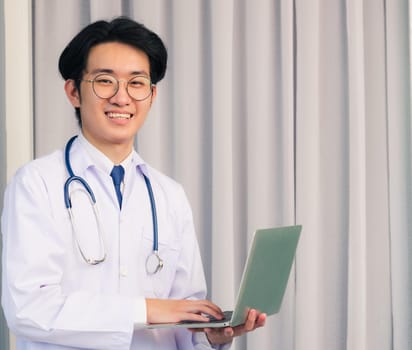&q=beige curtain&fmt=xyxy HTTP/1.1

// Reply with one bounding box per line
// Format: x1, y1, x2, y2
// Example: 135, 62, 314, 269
1, 0, 410, 349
